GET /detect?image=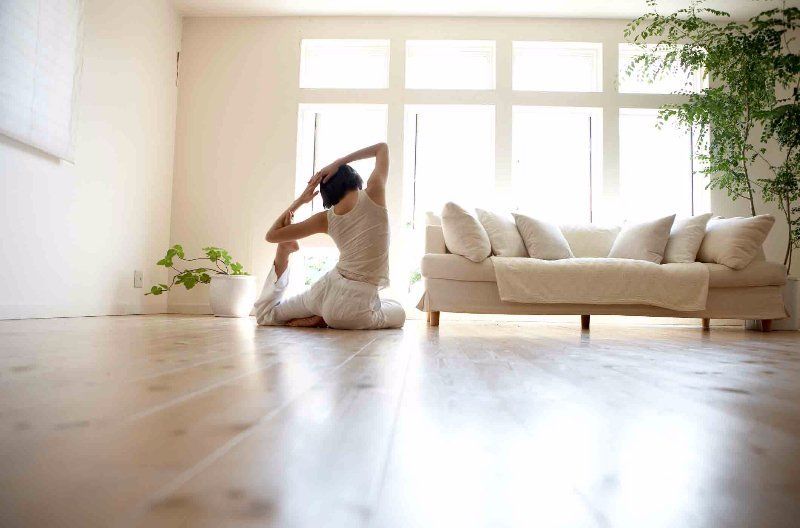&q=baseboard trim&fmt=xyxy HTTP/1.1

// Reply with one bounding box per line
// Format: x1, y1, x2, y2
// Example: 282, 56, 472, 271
0, 304, 166, 320
167, 303, 213, 315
